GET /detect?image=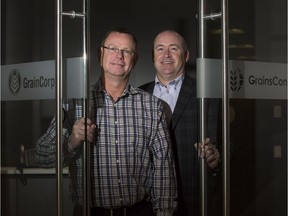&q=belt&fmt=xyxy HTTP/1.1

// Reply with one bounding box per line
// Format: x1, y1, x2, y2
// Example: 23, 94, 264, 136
77, 200, 153, 216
